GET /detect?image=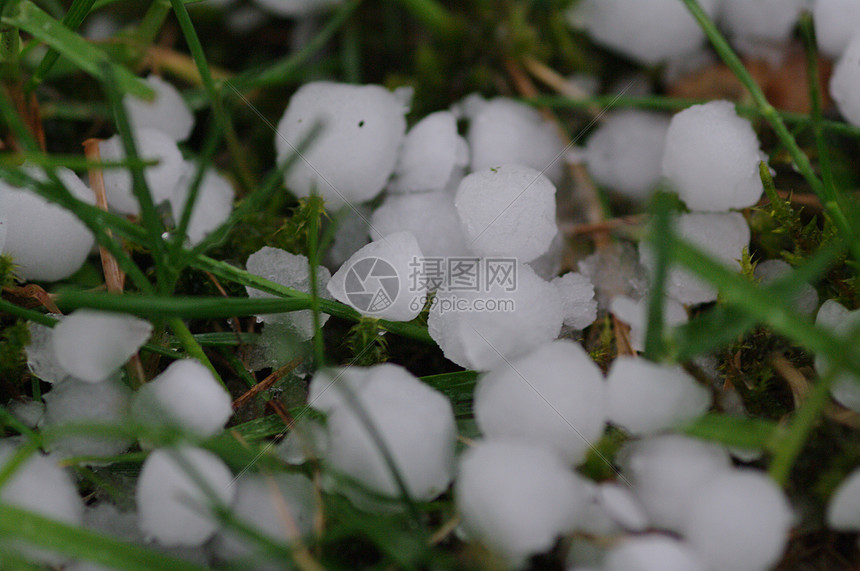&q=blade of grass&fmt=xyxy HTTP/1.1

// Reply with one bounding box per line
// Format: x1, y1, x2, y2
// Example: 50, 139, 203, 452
387, 0, 461, 39
683, 413, 782, 451
643, 191, 675, 361
167, 316, 225, 388
800, 13, 836, 193
25, 0, 96, 92
307, 194, 326, 368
